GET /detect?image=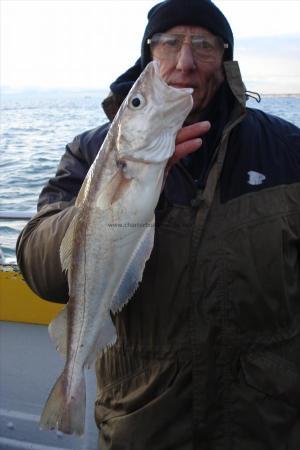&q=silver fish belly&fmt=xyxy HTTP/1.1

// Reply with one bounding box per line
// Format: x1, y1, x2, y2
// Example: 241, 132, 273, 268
40, 61, 193, 435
